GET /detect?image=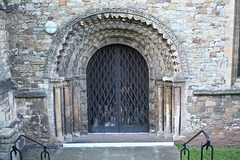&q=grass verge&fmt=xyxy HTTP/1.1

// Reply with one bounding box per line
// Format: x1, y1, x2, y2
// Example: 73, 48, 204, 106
176, 144, 240, 160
